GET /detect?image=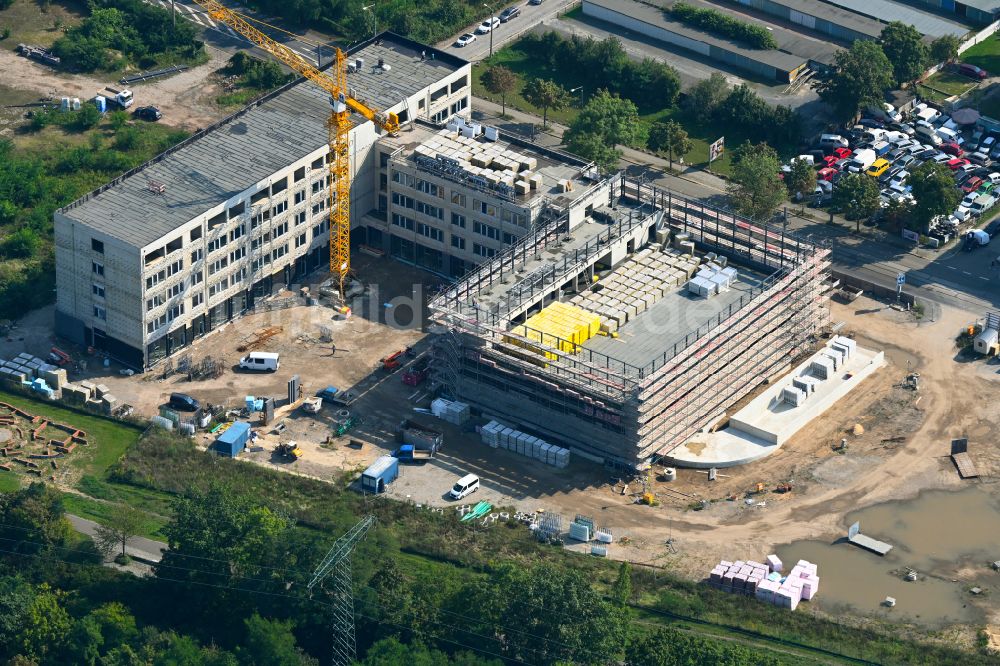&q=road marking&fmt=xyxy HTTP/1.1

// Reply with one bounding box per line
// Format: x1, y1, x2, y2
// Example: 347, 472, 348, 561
962, 270, 973, 275
946, 265, 957, 270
